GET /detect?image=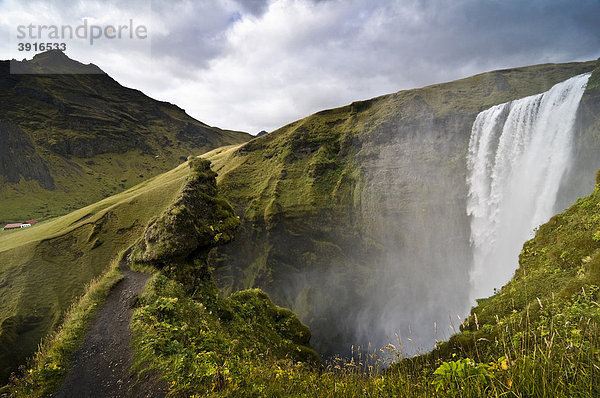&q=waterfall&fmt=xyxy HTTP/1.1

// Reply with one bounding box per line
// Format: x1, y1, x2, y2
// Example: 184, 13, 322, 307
467, 72, 591, 302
